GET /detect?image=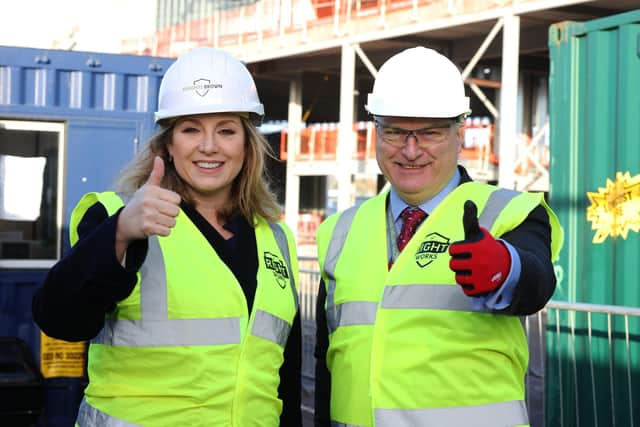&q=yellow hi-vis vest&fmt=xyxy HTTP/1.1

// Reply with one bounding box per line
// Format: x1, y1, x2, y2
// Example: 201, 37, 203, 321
69, 192, 299, 427
317, 183, 563, 427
